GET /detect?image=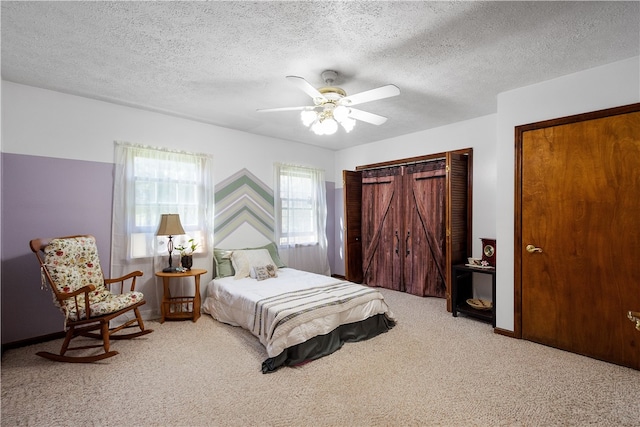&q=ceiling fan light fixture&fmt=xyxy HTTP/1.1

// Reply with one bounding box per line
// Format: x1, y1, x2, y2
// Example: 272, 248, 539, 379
303, 104, 355, 135
310, 120, 323, 135
323, 118, 339, 135
309, 114, 339, 135
333, 105, 349, 122
263, 70, 399, 136
340, 117, 356, 133
300, 110, 317, 126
